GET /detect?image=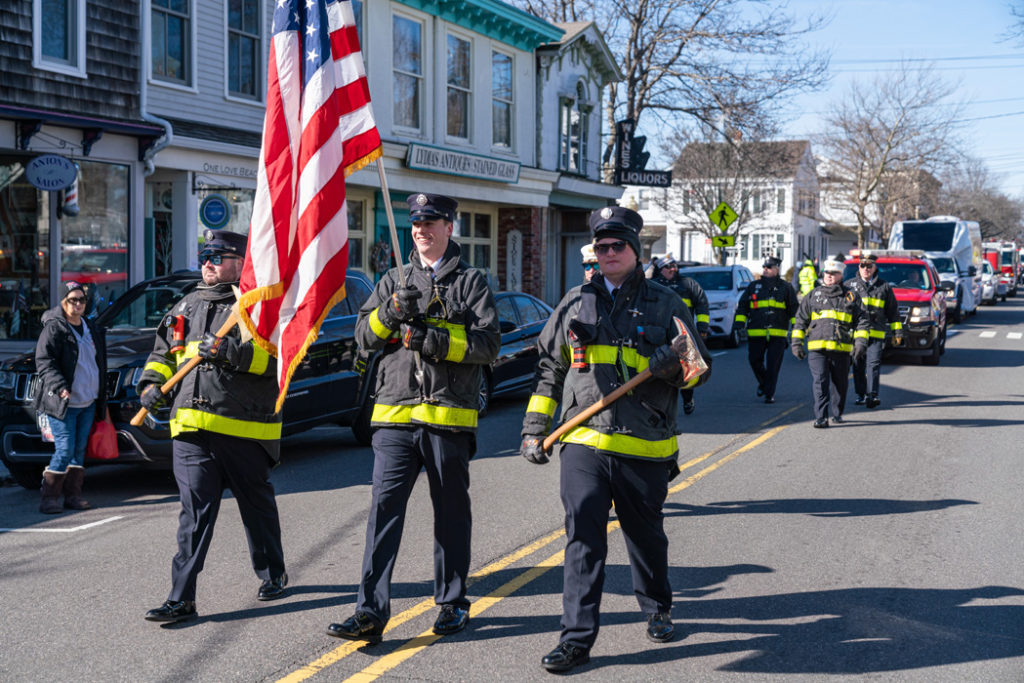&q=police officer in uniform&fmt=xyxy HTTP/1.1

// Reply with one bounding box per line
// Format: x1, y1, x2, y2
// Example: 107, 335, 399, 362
735, 256, 798, 403
791, 259, 870, 427
844, 252, 903, 408
327, 193, 500, 642
520, 206, 712, 673
651, 254, 709, 414
141, 229, 287, 624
